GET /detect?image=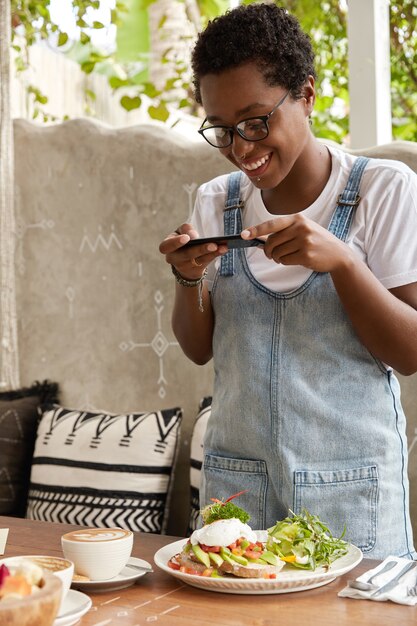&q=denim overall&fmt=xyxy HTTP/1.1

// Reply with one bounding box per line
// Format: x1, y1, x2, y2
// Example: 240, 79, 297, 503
201, 159, 416, 559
